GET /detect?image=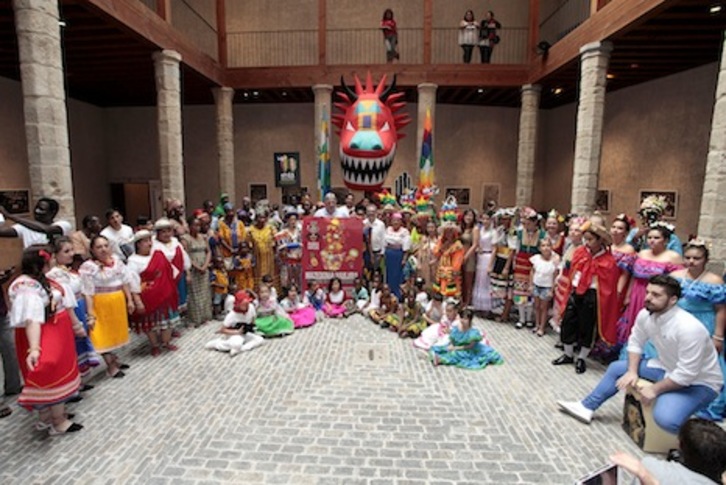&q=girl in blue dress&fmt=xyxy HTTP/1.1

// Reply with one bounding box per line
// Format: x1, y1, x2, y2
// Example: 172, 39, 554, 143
430, 309, 503, 370
669, 240, 726, 421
